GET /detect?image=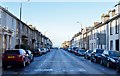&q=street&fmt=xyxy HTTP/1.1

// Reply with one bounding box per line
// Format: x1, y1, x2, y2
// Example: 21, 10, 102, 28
2, 49, 120, 75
